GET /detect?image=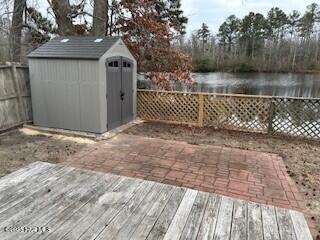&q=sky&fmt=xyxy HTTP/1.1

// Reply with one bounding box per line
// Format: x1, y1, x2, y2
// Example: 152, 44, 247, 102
181, 0, 319, 35
32, 0, 319, 36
